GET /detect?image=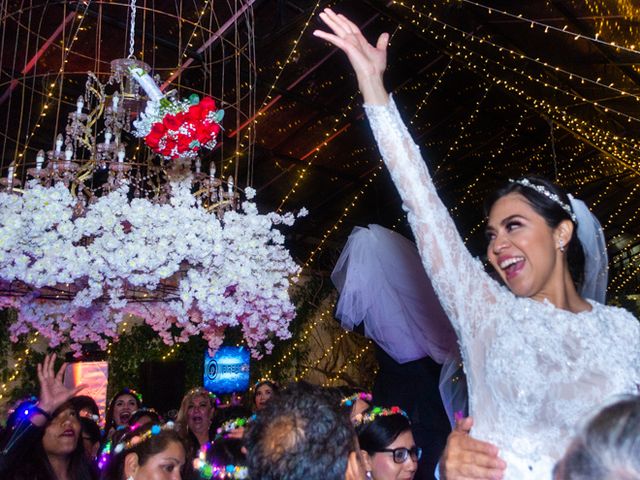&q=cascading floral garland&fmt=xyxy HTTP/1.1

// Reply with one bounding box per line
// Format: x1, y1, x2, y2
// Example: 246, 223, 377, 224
0, 179, 305, 358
